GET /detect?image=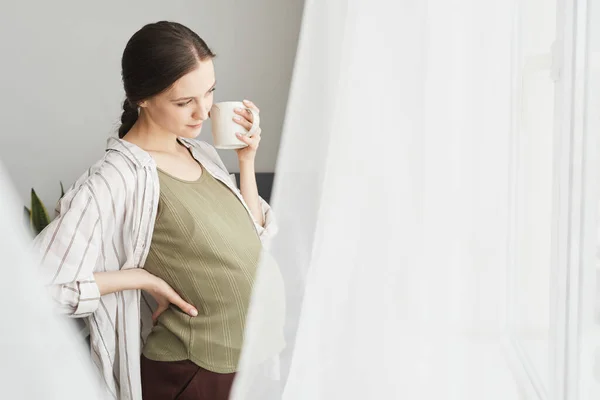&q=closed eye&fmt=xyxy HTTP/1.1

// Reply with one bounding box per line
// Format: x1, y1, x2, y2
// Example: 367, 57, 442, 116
176, 99, 193, 107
